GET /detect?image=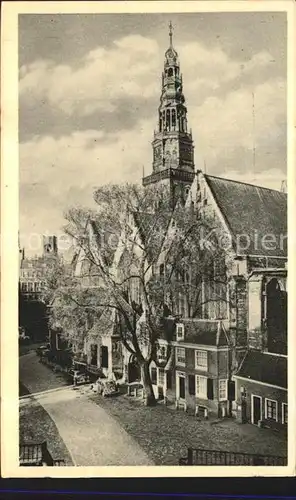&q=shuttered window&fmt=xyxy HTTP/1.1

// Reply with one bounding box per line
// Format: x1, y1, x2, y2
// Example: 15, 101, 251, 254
188, 375, 196, 396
